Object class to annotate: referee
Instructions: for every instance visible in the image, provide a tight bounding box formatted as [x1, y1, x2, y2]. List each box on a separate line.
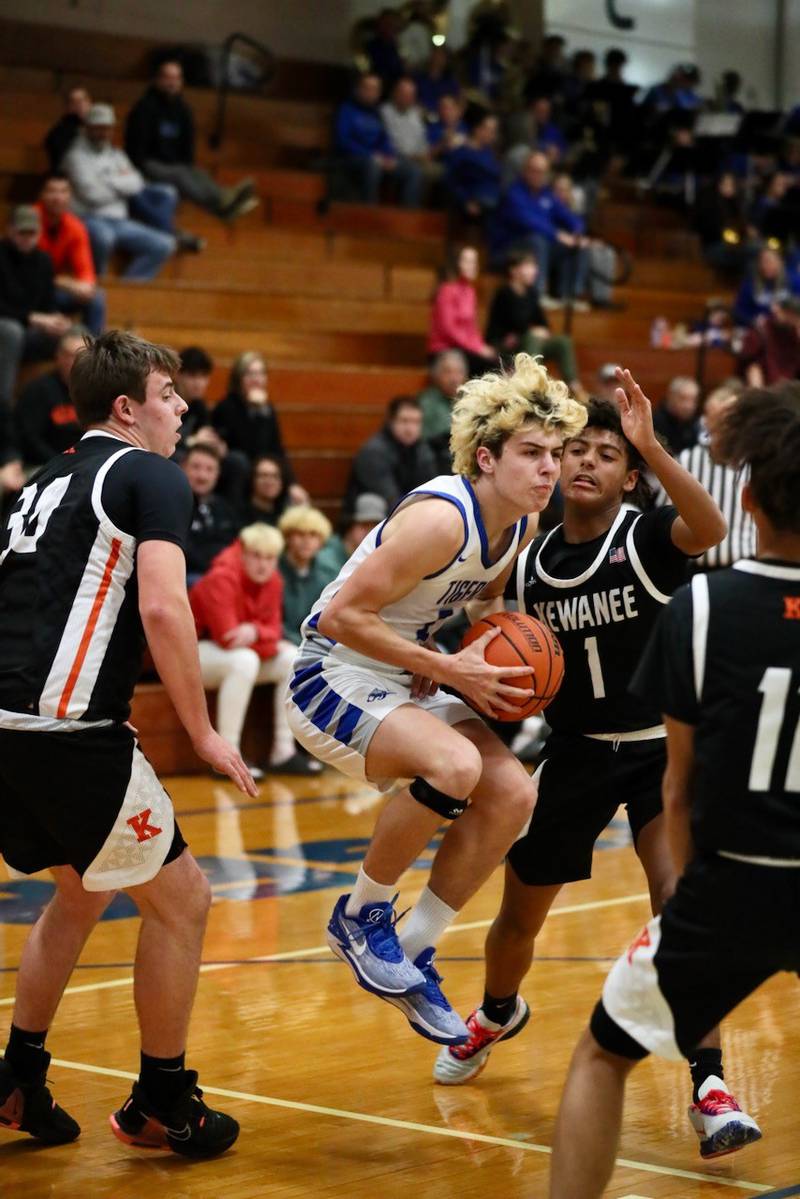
[655, 382, 756, 570]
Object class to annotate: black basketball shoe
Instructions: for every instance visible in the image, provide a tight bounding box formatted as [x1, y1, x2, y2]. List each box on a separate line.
[0, 1055, 80, 1144]
[109, 1070, 239, 1158]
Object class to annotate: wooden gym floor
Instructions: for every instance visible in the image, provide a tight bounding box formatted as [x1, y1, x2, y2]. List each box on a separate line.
[1, 769, 798, 1199]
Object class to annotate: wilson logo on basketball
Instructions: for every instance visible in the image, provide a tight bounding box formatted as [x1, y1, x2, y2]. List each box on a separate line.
[126, 809, 163, 843]
[784, 596, 800, 620]
[510, 614, 542, 652]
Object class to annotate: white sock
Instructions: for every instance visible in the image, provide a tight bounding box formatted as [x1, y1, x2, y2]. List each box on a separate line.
[345, 867, 396, 916]
[399, 885, 458, 963]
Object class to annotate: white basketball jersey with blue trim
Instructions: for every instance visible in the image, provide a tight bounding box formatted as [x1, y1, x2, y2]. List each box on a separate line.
[300, 475, 528, 674]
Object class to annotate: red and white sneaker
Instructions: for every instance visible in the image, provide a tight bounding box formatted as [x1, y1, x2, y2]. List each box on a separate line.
[688, 1076, 762, 1158]
[433, 997, 530, 1085]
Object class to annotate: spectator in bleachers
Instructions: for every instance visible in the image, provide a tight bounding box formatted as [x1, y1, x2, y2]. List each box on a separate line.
[694, 172, 756, 277]
[379, 77, 437, 190]
[316, 492, 387, 580]
[182, 443, 241, 586]
[365, 8, 405, 89]
[428, 244, 497, 377]
[211, 352, 308, 504]
[418, 348, 467, 473]
[561, 49, 597, 111]
[551, 171, 618, 307]
[175, 345, 213, 448]
[333, 73, 422, 207]
[733, 246, 800, 327]
[0, 206, 69, 407]
[397, 4, 434, 73]
[739, 297, 800, 386]
[278, 506, 334, 646]
[190, 523, 315, 778]
[64, 103, 177, 279]
[652, 375, 701, 454]
[14, 326, 83, 466]
[489, 151, 589, 306]
[715, 69, 745, 115]
[486, 249, 580, 388]
[183, 423, 252, 515]
[463, 16, 513, 103]
[414, 45, 460, 116]
[426, 93, 467, 162]
[526, 33, 568, 103]
[241, 454, 292, 526]
[125, 60, 257, 223]
[44, 86, 91, 171]
[590, 47, 636, 161]
[345, 394, 438, 514]
[505, 91, 566, 178]
[748, 172, 795, 248]
[36, 174, 105, 335]
[444, 109, 502, 223]
[594, 361, 623, 404]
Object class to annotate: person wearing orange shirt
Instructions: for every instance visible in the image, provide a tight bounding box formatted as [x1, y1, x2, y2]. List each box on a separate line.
[36, 174, 105, 334]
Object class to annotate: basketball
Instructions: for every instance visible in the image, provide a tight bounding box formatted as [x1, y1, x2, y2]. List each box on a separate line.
[461, 611, 565, 721]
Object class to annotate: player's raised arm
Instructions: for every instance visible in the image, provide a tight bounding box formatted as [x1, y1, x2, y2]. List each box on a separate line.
[614, 367, 727, 555]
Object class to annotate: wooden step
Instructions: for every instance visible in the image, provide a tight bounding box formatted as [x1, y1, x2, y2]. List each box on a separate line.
[134, 323, 426, 366]
[106, 283, 428, 335]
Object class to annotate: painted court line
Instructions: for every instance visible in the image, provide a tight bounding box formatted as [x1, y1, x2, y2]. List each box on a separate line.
[48, 1056, 770, 1192]
[0, 890, 651, 1007]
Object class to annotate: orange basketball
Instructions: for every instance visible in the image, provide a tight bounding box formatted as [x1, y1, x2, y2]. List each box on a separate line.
[461, 611, 565, 721]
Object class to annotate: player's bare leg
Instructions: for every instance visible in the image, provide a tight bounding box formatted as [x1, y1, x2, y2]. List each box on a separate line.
[11, 865, 115, 1032]
[549, 1028, 635, 1199]
[428, 720, 537, 909]
[360, 706, 484, 886]
[128, 849, 211, 1056]
[434, 863, 558, 1083]
[328, 708, 535, 1045]
[109, 848, 239, 1158]
[0, 867, 114, 1145]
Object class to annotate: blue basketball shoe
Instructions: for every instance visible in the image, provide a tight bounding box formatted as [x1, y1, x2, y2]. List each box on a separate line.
[327, 894, 426, 997]
[381, 948, 469, 1045]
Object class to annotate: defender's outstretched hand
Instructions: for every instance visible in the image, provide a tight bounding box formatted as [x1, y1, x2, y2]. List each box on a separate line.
[615, 367, 657, 453]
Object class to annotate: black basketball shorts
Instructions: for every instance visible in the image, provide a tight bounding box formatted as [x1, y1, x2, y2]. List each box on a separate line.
[0, 723, 186, 891]
[592, 852, 800, 1061]
[507, 732, 665, 886]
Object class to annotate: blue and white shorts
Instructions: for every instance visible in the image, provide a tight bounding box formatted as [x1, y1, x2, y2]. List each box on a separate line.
[285, 653, 475, 793]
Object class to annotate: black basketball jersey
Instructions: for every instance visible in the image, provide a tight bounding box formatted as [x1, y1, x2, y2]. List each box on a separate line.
[632, 560, 800, 858]
[0, 432, 192, 725]
[508, 505, 690, 734]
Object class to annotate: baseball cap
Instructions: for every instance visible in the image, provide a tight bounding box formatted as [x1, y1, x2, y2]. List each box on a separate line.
[351, 493, 388, 523]
[9, 205, 41, 233]
[86, 103, 116, 126]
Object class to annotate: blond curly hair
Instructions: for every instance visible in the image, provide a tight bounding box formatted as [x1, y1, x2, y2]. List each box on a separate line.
[450, 354, 587, 479]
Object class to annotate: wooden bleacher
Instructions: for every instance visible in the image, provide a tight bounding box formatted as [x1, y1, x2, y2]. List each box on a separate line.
[0, 20, 738, 772]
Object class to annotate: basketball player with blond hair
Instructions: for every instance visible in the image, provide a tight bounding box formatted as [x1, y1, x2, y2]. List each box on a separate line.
[434, 370, 758, 1157]
[286, 354, 586, 1044]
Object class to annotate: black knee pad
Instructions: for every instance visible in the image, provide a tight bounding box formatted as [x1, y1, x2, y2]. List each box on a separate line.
[409, 776, 468, 821]
[589, 1000, 650, 1061]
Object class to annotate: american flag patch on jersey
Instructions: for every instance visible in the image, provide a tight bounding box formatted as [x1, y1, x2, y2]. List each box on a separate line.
[609, 546, 626, 564]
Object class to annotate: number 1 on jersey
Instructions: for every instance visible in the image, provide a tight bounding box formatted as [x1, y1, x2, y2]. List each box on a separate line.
[584, 635, 606, 700]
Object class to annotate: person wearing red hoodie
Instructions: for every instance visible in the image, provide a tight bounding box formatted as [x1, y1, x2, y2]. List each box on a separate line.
[428, 244, 498, 378]
[190, 523, 319, 778]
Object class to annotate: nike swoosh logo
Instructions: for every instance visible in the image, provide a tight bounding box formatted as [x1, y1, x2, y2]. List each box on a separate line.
[166, 1123, 192, 1140]
[457, 554, 468, 563]
[350, 935, 367, 956]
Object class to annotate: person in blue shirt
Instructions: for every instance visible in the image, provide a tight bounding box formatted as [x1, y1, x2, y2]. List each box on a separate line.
[414, 46, 460, 116]
[334, 73, 422, 207]
[426, 94, 468, 164]
[734, 246, 800, 328]
[488, 151, 590, 305]
[364, 9, 405, 89]
[444, 109, 502, 222]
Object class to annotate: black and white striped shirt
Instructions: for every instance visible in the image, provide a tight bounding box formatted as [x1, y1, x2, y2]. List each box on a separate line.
[655, 443, 756, 570]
